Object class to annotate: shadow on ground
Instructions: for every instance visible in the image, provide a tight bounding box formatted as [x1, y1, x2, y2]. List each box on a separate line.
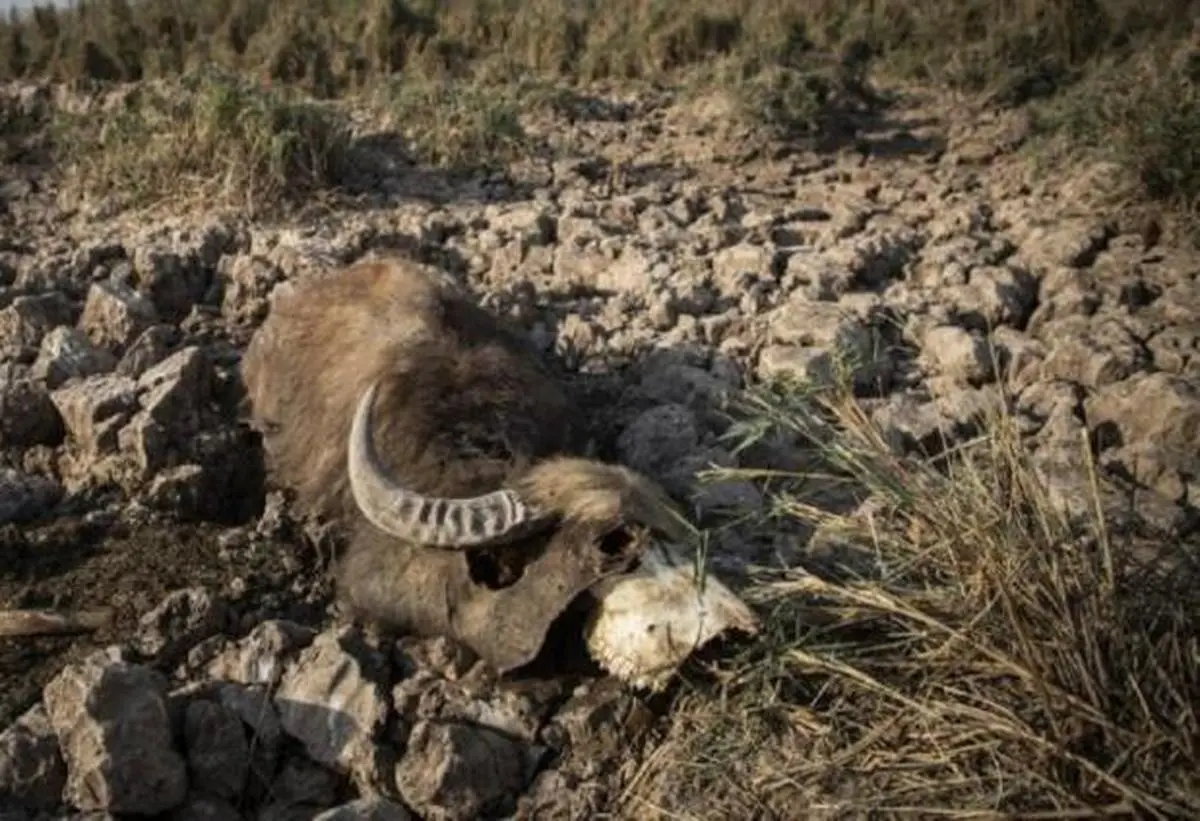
[808, 85, 946, 159]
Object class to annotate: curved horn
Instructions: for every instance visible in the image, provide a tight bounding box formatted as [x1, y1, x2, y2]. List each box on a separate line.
[347, 381, 552, 548]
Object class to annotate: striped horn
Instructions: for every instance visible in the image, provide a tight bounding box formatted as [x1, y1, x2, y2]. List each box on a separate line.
[347, 381, 552, 548]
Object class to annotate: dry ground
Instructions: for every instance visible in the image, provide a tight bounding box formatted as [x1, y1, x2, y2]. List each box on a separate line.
[2, 0, 1199, 232]
[0, 516, 329, 729]
[1, 1, 1199, 819]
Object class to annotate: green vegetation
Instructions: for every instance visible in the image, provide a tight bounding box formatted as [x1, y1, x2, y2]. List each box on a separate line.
[373, 74, 531, 170]
[50, 71, 352, 214]
[624, 377, 1200, 818]
[3, 0, 1197, 219]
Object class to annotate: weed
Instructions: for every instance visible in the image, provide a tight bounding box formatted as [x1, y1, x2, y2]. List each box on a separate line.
[373, 76, 531, 170]
[622, 377, 1200, 818]
[52, 70, 351, 215]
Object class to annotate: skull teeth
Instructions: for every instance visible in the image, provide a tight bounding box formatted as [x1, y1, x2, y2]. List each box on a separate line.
[585, 633, 674, 692]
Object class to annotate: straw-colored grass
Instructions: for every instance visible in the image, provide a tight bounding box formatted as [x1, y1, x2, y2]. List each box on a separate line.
[48, 70, 352, 216]
[620, 377, 1199, 819]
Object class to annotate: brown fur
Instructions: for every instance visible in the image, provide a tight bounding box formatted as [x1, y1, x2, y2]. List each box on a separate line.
[241, 257, 579, 520]
[241, 256, 684, 673]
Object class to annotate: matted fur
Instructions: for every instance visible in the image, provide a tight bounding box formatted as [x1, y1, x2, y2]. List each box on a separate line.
[241, 257, 580, 523]
[241, 255, 702, 673]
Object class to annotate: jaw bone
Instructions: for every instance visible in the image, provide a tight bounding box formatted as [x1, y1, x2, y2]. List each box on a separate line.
[582, 541, 760, 691]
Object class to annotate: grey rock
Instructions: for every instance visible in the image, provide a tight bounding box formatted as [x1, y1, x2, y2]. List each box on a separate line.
[711, 242, 782, 288]
[219, 254, 283, 327]
[131, 222, 237, 319]
[137, 345, 211, 434]
[919, 325, 994, 385]
[169, 794, 243, 821]
[1027, 266, 1101, 333]
[782, 250, 855, 301]
[313, 797, 413, 821]
[115, 410, 169, 479]
[991, 326, 1046, 392]
[49, 374, 138, 456]
[79, 280, 158, 353]
[872, 388, 1002, 456]
[30, 327, 117, 388]
[211, 682, 284, 780]
[1020, 220, 1111, 270]
[394, 720, 532, 821]
[948, 264, 1038, 330]
[1038, 316, 1146, 389]
[135, 587, 229, 666]
[0, 378, 63, 448]
[0, 468, 61, 524]
[266, 756, 340, 809]
[42, 652, 188, 814]
[116, 324, 180, 377]
[274, 629, 391, 789]
[143, 464, 208, 517]
[763, 298, 894, 392]
[206, 620, 318, 688]
[0, 704, 67, 810]
[1084, 372, 1200, 502]
[182, 699, 250, 799]
[822, 229, 920, 288]
[0, 292, 74, 362]
[616, 404, 701, 481]
[543, 678, 637, 769]
[389, 662, 553, 746]
[1146, 324, 1200, 379]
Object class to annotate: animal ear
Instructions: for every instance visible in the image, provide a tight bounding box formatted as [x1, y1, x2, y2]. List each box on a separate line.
[346, 381, 556, 548]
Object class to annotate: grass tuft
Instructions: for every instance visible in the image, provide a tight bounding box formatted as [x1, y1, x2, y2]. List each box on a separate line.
[51, 70, 352, 215]
[372, 76, 532, 171]
[624, 378, 1200, 819]
[1033, 43, 1200, 215]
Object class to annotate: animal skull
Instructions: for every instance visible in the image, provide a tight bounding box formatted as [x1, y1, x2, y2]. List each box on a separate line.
[241, 256, 759, 692]
[346, 377, 758, 690]
[584, 542, 760, 691]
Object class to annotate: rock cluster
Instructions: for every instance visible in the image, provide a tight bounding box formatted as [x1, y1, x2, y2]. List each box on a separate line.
[2, 609, 640, 820]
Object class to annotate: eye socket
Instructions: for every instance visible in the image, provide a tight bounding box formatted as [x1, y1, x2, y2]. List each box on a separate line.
[599, 526, 636, 555]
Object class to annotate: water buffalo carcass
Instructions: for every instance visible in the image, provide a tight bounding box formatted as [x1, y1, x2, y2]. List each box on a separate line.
[240, 256, 757, 690]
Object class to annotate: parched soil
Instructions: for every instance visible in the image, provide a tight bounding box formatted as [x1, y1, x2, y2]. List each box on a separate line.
[0, 514, 329, 728]
[0, 71, 1197, 820]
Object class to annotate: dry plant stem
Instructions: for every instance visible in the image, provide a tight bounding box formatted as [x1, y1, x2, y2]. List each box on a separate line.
[0, 608, 113, 637]
[1080, 426, 1114, 591]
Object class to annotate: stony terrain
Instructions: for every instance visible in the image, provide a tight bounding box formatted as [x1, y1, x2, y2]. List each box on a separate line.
[0, 78, 1197, 820]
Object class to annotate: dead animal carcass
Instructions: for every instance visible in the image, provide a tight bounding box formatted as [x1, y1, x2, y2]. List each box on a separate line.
[240, 256, 757, 690]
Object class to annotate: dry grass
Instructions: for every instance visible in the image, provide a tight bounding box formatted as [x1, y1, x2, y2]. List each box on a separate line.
[3, 0, 1198, 218]
[2, 0, 1185, 93]
[49, 69, 352, 215]
[621, 379, 1200, 819]
[31, 68, 537, 214]
[369, 75, 531, 170]
[1031, 43, 1200, 234]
